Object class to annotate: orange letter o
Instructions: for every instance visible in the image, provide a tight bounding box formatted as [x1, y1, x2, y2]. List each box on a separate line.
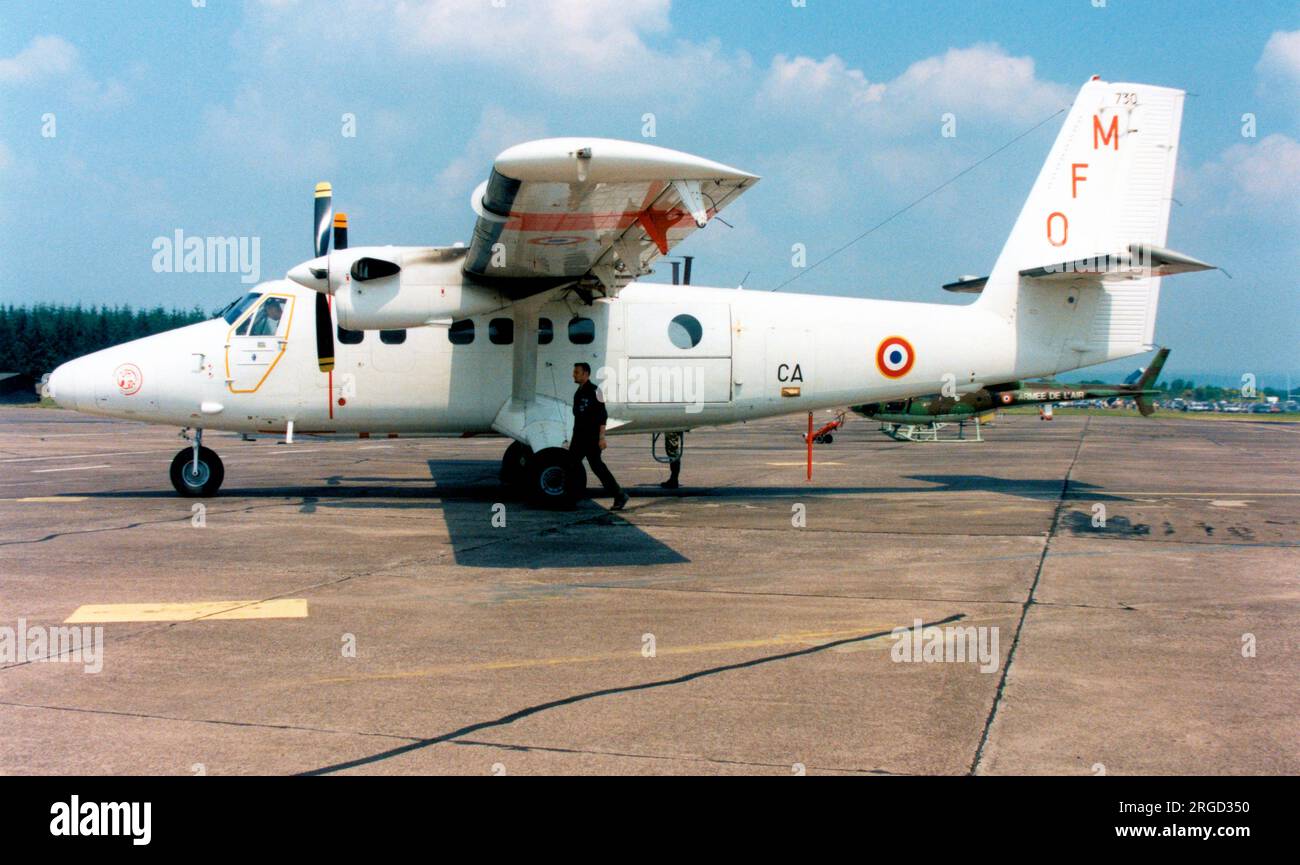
[1047, 211, 1068, 247]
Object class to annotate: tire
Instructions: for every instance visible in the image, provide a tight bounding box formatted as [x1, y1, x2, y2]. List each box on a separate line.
[528, 447, 584, 509]
[500, 441, 533, 486]
[169, 446, 224, 497]
[821, 433, 833, 445]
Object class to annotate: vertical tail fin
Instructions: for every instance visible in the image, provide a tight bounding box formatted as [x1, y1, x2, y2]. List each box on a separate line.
[1136, 347, 1170, 390]
[977, 78, 1189, 368]
[1133, 347, 1170, 416]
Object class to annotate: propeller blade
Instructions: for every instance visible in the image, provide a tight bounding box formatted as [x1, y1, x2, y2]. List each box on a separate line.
[313, 182, 335, 373]
[333, 212, 348, 251]
[315, 292, 335, 373]
[314, 182, 333, 258]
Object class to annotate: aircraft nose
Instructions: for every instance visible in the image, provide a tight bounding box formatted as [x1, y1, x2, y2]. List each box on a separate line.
[47, 359, 85, 410]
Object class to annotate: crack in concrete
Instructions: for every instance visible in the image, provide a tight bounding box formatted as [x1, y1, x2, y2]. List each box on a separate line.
[968, 416, 1091, 775]
[297, 613, 964, 776]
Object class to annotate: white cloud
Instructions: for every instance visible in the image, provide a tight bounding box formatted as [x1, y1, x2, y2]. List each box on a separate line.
[762, 54, 885, 111]
[1257, 29, 1300, 105]
[0, 35, 77, 84]
[1218, 133, 1300, 208]
[434, 105, 548, 200]
[1258, 30, 1300, 82]
[1182, 133, 1300, 221]
[199, 87, 339, 178]
[0, 34, 127, 107]
[248, 0, 738, 97]
[759, 43, 1070, 130]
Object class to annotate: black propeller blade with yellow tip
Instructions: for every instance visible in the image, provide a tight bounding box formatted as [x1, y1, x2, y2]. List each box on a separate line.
[333, 212, 348, 251]
[313, 182, 335, 373]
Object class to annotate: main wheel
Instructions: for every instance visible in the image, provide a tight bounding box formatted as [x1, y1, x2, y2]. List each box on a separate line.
[528, 447, 585, 509]
[500, 441, 533, 487]
[821, 433, 834, 444]
[169, 446, 224, 497]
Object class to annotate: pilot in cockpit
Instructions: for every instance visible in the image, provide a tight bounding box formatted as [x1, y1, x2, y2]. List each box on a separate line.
[249, 298, 285, 337]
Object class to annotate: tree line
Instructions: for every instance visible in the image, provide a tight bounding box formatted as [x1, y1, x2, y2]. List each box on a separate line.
[0, 303, 210, 379]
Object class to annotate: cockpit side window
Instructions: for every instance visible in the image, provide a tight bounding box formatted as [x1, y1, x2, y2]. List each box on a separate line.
[249, 297, 287, 336]
[222, 292, 262, 324]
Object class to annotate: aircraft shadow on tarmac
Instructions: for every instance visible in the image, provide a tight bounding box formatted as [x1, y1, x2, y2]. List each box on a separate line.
[73, 462, 1129, 569]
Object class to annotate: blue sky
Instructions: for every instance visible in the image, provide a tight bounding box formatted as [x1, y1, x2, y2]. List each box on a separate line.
[2, 0, 1296, 384]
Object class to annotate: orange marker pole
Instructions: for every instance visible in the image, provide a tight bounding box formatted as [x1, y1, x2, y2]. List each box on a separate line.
[806, 412, 813, 481]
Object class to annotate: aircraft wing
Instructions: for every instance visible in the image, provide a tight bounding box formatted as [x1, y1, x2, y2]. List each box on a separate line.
[463, 138, 758, 289]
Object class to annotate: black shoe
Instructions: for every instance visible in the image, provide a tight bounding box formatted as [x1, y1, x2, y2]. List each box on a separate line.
[660, 479, 679, 489]
[611, 492, 629, 511]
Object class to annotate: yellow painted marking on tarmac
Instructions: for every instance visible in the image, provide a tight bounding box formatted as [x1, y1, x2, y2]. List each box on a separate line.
[64, 599, 308, 623]
[31, 464, 111, 473]
[12, 496, 89, 503]
[310, 622, 896, 685]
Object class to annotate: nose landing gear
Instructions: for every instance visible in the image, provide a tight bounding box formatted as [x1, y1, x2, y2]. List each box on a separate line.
[170, 428, 225, 497]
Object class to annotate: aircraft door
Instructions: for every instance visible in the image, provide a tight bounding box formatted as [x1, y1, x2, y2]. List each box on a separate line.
[225, 293, 295, 394]
[624, 302, 732, 404]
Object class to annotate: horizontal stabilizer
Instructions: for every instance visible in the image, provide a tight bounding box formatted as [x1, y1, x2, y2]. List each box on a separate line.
[942, 274, 989, 293]
[1019, 243, 1215, 282]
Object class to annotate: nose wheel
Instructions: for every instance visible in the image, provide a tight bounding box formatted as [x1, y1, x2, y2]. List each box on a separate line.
[170, 435, 225, 497]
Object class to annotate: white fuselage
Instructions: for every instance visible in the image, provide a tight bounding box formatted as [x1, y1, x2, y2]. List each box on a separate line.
[49, 280, 1041, 438]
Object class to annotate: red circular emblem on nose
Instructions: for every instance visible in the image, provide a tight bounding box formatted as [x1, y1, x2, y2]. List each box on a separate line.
[114, 363, 143, 396]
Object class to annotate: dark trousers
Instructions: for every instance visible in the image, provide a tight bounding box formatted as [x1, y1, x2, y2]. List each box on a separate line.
[570, 441, 622, 497]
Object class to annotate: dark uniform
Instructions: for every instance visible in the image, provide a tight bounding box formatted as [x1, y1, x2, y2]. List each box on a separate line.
[571, 380, 623, 498]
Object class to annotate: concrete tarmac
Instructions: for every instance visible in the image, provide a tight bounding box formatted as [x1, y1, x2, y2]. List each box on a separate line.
[1, 407, 1296, 775]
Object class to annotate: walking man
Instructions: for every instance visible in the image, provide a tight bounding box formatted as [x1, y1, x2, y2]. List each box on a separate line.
[571, 362, 629, 511]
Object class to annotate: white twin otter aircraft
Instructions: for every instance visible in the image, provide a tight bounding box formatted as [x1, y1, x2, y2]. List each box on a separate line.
[49, 78, 1212, 506]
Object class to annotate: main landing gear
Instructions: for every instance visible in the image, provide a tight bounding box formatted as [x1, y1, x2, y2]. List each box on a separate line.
[170, 428, 225, 497]
[500, 441, 586, 508]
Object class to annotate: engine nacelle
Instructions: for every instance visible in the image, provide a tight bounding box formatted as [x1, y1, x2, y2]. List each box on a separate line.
[321, 246, 509, 330]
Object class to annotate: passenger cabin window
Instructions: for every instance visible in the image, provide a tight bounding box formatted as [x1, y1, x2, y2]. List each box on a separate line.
[337, 324, 364, 345]
[568, 317, 595, 345]
[538, 317, 553, 345]
[489, 318, 513, 345]
[448, 319, 475, 345]
[379, 329, 406, 345]
[668, 313, 703, 349]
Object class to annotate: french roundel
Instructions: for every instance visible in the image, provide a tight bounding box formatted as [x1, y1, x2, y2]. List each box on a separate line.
[875, 336, 915, 378]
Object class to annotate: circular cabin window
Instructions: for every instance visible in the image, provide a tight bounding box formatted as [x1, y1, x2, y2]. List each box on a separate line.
[668, 314, 703, 349]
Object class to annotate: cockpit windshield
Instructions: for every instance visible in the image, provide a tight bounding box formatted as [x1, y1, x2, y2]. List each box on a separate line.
[219, 292, 262, 324]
